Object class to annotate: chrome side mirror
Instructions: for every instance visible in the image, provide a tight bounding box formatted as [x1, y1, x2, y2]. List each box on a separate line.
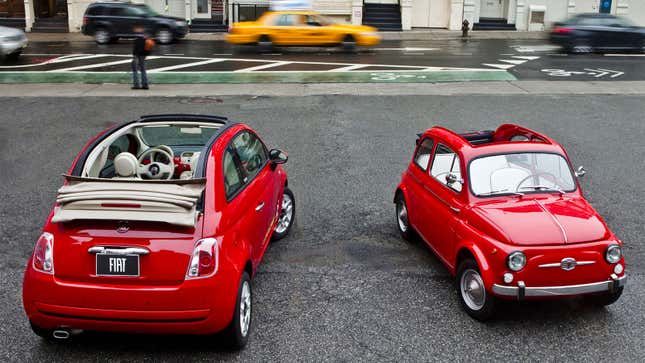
[575, 166, 586, 178]
[445, 173, 464, 185]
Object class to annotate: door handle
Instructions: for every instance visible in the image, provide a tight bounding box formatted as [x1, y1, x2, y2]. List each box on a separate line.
[449, 206, 461, 214]
[255, 202, 264, 211]
[88, 246, 150, 255]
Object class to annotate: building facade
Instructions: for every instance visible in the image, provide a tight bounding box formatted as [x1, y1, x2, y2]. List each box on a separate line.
[1, 0, 644, 32]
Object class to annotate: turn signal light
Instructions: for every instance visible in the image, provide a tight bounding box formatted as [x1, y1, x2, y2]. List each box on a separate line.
[186, 238, 218, 279]
[553, 26, 573, 34]
[33, 232, 54, 274]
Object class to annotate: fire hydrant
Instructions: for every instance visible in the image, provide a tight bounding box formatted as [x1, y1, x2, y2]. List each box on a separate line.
[462, 19, 470, 38]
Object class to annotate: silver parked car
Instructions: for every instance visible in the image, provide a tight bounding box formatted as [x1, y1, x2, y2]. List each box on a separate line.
[0, 26, 28, 59]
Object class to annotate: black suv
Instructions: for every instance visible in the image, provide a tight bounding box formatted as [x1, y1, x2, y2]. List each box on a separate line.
[82, 2, 188, 44]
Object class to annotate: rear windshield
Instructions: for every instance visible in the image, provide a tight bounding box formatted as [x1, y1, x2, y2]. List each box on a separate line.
[139, 125, 220, 146]
[86, 5, 106, 16]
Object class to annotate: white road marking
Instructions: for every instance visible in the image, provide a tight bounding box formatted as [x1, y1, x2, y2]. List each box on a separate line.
[373, 47, 438, 52]
[499, 59, 527, 65]
[213, 53, 233, 56]
[163, 53, 184, 56]
[0, 54, 109, 69]
[149, 59, 226, 72]
[482, 63, 515, 69]
[512, 55, 540, 60]
[53, 56, 160, 72]
[331, 64, 367, 71]
[234, 61, 292, 72]
[512, 45, 561, 53]
[604, 54, 645, 57]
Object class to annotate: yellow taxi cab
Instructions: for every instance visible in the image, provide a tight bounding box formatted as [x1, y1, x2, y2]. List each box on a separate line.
[226, 11, 381, 50]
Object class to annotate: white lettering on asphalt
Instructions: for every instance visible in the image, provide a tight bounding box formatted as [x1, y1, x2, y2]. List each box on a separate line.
[541, 68, 624, 78]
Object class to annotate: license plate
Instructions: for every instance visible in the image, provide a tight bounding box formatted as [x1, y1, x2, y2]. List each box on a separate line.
[96, 254, 139, 277]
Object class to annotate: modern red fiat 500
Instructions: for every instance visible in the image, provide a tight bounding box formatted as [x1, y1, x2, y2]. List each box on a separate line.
[23, 114, 295, 348]
[394, 124, 626, 320]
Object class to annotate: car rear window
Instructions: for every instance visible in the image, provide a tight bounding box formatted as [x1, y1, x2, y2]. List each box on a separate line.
[86, 5, 106, 16]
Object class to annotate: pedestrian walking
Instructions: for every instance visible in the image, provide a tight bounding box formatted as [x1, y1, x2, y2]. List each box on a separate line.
[131, 24, 152, 90]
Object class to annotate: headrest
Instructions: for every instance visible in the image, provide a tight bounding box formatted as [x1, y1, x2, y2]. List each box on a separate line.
[114, 152, 138, 177]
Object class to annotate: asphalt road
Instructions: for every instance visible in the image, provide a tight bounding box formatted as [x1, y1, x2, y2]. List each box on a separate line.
[2, 39, 644, 80]
[1, 95, 644, 361]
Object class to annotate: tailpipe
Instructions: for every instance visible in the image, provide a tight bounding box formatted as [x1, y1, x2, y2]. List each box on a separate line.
[52, 329, 71, 340]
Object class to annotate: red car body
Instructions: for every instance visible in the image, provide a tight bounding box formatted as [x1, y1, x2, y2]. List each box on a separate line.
[22, 114, 295, 347]
[395, 124, 626, 320]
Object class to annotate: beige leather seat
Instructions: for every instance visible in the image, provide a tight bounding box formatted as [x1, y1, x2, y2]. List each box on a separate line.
[113, 152, 139, 179]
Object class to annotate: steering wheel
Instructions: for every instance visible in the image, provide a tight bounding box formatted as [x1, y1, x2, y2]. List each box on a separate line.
[137, 147, 175, 180]
[515, 172, 559, 192]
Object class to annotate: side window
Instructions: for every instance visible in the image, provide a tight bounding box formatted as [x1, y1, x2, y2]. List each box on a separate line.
[430, 144, 462, 192]
[230, 131, 268, 182]
[414, 138, 434, 171]
[109, 6, 127, 16]
[223, 149, 243, 199]
[275, 14, 301, 26]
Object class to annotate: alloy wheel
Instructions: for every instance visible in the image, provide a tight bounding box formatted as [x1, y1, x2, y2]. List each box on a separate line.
[460, 269, 486, 311]
[275, 192, 293, 234]
[397, 198, 409, 233]
[239, 281, 251, 337]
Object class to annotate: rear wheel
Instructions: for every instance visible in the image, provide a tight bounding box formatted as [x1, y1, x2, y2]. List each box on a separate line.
[457, 259, 496, 321]
[257, 35, 273, 53]
[156, 28, 173, 45]
[30, 322, 53, 340]
[587, 286, 624, 307]
[341, 35, 356, 52]
[94, 28, 111, 44]
[570, 39, 592, 54]
[272, 187, 295, 241]
[6, 50, 21, 60]
[223, 272, 252, 349]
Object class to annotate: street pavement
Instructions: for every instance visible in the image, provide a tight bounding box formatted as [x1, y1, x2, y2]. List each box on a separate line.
[1, 39, 644, 83]
[1, 94, 644, 362]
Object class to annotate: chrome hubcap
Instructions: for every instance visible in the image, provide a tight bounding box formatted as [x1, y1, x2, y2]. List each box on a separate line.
[158, 30, 172, 44]
[397, 199, 408, 233]
[275, 193, 293, 234]
[96, 31, 109, 43]
[460, 269, 486, 311]
[239, 281, 251, 337]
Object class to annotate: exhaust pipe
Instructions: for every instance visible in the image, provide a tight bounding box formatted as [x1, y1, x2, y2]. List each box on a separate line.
[52, 329, 71, 340]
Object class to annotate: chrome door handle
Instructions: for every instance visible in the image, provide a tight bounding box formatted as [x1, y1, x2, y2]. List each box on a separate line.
[449, 206, 461, 214]
[255, 202, 264, 211]
[88, 246, 150, 255]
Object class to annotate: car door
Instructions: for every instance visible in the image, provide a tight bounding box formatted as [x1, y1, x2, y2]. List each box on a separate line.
[405, 137, 434, 241]
[303, 15, 329, 45]
[422, 143, 465, 262]
[228, 130, 275, 265]
[271, 13, 302, 45]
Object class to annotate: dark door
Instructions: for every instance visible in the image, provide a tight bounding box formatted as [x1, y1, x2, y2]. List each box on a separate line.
[0, 0, 26, 18]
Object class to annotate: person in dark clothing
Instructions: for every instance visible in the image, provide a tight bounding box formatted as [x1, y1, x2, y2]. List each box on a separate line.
[132, 24, 149, 90]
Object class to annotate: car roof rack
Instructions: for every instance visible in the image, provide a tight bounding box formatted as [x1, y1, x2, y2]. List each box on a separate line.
[138, 114, 228, 124]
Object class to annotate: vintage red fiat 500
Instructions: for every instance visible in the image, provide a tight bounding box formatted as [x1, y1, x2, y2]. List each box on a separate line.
[394, 124, 626, 320]
[22, 114, 295, 348]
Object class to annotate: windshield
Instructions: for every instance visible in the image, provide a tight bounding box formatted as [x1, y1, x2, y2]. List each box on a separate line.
[139, 125, 219, 146]
[469, 153, 576, 196]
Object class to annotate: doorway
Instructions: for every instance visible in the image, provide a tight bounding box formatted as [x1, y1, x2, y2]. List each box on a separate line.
[0, 0, 26, 17]
[412, 0, 449, 28]
[480, 0, 504, 19]
[34, 0, 67, 18]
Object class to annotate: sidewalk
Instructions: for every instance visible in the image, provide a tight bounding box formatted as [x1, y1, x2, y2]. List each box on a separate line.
[3, 81, 644, 97]
[24, 29, 547, 43]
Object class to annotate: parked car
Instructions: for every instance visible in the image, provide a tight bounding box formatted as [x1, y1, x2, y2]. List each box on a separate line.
[394, 124, 626, 320]
[550, 13, 645, 53]
[226, 10, 380, 51]
[0, 25, 27, 59]
[22, 114, 295, 348]
[81, 2, 188, 44]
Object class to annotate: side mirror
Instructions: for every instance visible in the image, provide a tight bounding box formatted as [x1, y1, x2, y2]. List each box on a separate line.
[269, 149, 288, 165]
[575, 166, 586, 178]
[445, 173, 464, 185]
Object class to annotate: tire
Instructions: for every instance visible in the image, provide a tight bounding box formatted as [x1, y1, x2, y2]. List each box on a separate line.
[94, 28, 111, 45]
[272, 187, 295, 241]
[223, 272, 252, 350]
[341, 35, 356, 52]
[456, 258, 496, 321]
[586, 286, 624, 307]
[156, 28, 173, 45]
[570, 38, 592, 54]
[30, 322, 52, 340]
[395, 192, 414, 241]
[257, 35, 273, 53]
[6, 51, 21, 60]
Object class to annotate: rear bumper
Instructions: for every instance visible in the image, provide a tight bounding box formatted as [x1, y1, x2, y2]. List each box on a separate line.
[493, 274, 626, 300]
[357, 34, 381, 46]
[226, 33, 257, 44]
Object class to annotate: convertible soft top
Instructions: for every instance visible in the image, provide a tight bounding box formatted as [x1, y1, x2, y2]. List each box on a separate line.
[51, 176, 206, 227]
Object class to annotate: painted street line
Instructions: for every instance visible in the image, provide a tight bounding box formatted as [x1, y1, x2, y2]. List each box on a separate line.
[512, 56, 540, 60]
[499, 59, 527, 65]
[511, 45, 561, 53]
[373, 47, 438, 52]
[149, 59, 227, 72]
[604, 54, 645, 57]
[482, 63, 514, 70]
[212, 53, 233, 56]
[162, 53, 185, 56]
[331, 64, 368, 71]
[541, 68, 624, 78]
[233, 61, 292, 72]
[52, 57, 160, 72]
[0, 54, 109, 69]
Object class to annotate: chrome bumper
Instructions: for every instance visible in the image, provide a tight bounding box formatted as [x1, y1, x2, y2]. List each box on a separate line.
[492, 274, 626, 300]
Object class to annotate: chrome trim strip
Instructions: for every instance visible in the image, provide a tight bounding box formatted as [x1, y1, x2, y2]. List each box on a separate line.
[538, 260, 595, 268]
[88, 246, 150, 255]
[492, 274, 626, 297]
[534, 199, 568, 243]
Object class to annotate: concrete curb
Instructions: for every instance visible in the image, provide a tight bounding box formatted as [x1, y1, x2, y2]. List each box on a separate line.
[24, 30, 547, 43]
[2, 81, 644, 97]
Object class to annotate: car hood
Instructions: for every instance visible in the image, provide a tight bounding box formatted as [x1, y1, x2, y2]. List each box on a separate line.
[0, 25, 25, 37]
[469, 196, 610, 246]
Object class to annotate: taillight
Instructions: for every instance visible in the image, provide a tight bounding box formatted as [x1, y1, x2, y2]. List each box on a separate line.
[186, 238, 218, 279]
[553, 26, 572, 34]
[33, 232, 54, 274]
[83, 17, 89, 25]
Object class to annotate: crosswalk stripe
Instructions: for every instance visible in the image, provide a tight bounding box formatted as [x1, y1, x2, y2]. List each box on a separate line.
[512, 56, 540, 60]
[234, 62, 292, 72]
[482, 63, 515, 69]
[499, 59, 527, 65]
[53, 57, 161, 72]
[149, 59, 226, 72]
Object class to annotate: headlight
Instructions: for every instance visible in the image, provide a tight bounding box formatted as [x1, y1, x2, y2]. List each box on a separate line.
[176, 21, 186, 27]
[605, 244, 622, 264]
[507, 251, 526, 271]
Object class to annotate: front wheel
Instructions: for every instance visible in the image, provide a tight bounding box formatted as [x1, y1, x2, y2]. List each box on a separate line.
[94, 28, 111, 45]
[156, 28, 173, 45]
[341, 35, 356, 52]
[223, 272, 252, 349]
[272, 187, 295, 241]
[457, 259, 496, 321]
[6, 50, 21, 60]
[395, 192, 414, 241]
[257, 35, 273, 53]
